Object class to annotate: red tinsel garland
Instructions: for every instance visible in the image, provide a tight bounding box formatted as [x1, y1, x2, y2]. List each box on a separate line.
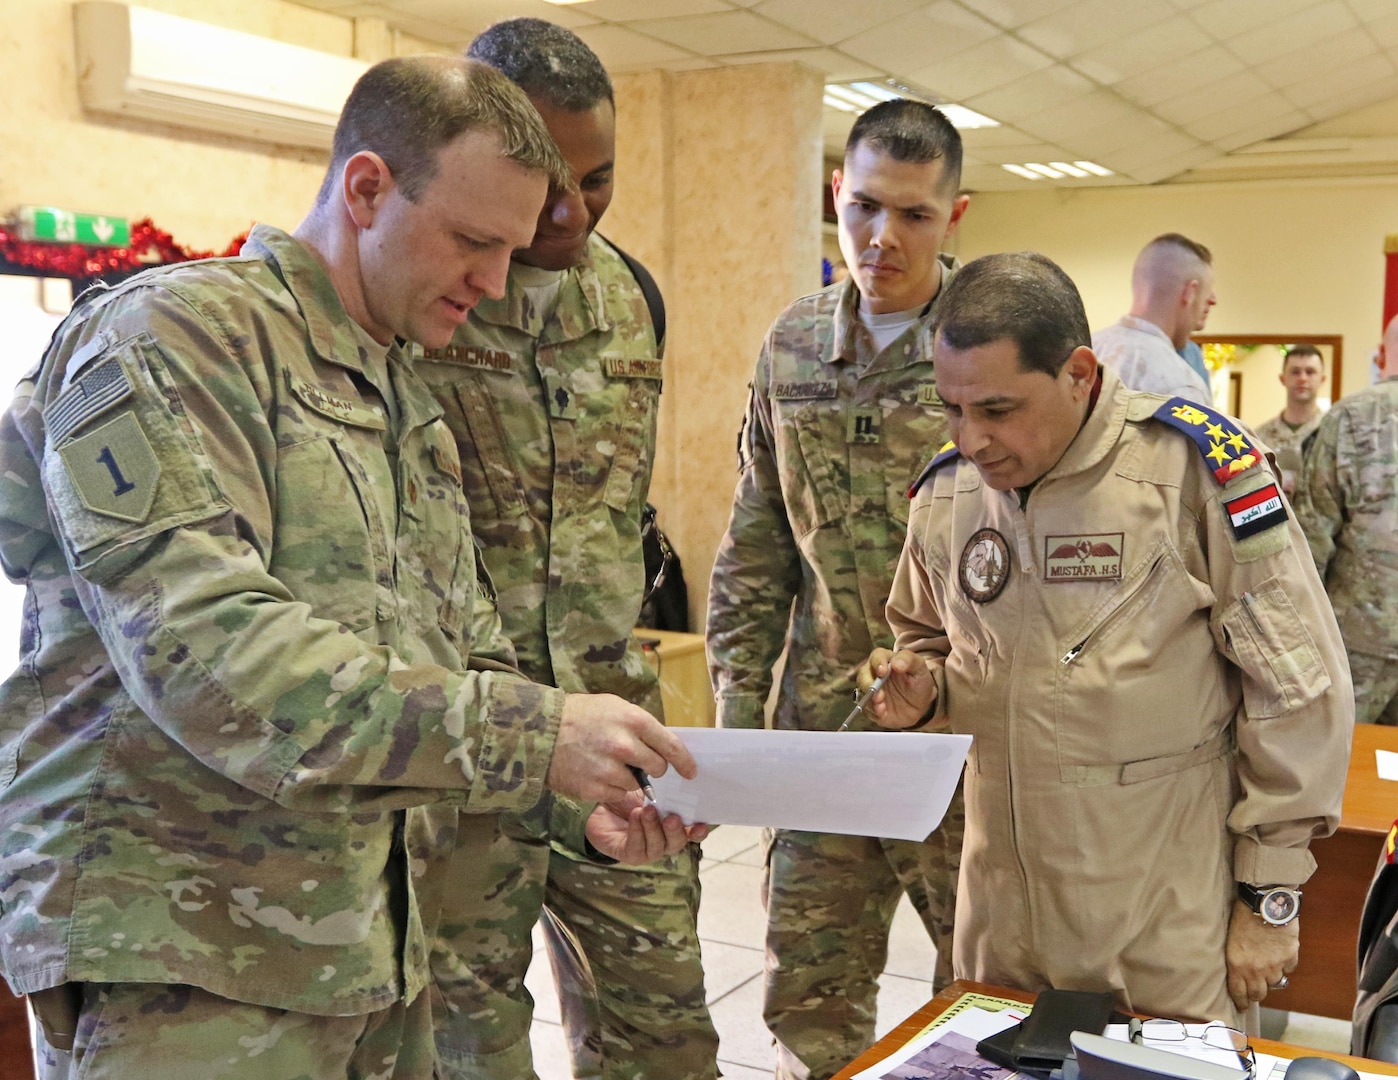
[0, 217, 249, 279]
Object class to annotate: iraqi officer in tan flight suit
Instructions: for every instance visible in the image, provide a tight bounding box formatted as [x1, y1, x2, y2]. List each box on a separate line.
[865, 252, 1352, 1026]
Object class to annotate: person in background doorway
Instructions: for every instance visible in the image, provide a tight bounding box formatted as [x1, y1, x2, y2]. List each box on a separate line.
[1256, 345, 1327, 497]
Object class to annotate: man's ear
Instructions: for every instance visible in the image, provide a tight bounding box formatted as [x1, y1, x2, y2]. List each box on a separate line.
[341, 151, 394, 230]
[1064, 345, 1098, 394]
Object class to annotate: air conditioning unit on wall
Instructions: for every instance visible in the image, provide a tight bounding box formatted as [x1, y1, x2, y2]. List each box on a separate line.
[73, 2, 369, 151]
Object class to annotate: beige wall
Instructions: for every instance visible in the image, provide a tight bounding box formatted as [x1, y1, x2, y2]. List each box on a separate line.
[609, 64, 825, 629]
[1, 0, 438, 251]
[953, 176, 1398, 399]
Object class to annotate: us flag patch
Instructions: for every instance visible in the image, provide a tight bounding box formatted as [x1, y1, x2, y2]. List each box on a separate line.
[1225, 482, 1287, 539]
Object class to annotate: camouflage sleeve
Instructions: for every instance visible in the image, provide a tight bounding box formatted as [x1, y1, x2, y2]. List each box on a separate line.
[1293, 408, 1345, 579]
[705, 340, 802, 729]
[24, 289, 563, 817]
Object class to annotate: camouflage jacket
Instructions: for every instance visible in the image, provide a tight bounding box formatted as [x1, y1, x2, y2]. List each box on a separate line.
[706, 262, 956, 731]
[415, 234, 663, 715]
[1295, 376, 1398, 657]
[0, 226, 564, 1014]
[1255, 411, 1324, 496]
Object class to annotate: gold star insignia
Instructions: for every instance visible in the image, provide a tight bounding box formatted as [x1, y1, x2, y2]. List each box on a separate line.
[1226, 430, 1248, 453]
[1205, 421, 1227, 440]
[1207, 440, 1231, 466]
[1172, 404, 1209, 425]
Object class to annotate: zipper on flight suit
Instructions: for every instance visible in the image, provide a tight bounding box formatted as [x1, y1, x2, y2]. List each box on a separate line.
[1059, 550, 1168, 666]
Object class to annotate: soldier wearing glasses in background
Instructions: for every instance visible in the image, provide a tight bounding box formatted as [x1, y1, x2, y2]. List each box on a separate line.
[866, 251, 1352, 1028]
[414, 19, 719, 1080]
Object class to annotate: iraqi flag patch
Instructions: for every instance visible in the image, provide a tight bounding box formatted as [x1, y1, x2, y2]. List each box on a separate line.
[1225, 482, 1288, 539]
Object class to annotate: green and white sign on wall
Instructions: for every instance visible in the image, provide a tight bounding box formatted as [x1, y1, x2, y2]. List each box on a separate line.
[15, 206, 131, 247]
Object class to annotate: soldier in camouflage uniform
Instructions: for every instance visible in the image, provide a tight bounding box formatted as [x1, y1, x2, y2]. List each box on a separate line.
[1255, 344, 1327, 497]
[415, 20, 718, 1080]
[706, 100, 971, 1080]
[0, 57, 700, 1080]
[1296, 316, 1398, 725]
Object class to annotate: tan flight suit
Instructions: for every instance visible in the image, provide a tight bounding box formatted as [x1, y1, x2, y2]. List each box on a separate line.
[887, 367, 1353, 1025]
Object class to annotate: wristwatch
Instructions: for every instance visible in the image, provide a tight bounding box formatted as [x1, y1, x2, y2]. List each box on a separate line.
[1238, 882, 1303, 926]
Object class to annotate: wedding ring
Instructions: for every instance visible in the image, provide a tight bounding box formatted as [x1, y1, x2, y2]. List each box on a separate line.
[1269, 975, 1290, 991]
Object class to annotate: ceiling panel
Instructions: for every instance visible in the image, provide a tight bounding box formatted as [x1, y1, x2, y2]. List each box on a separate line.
[571, 23, 698, 69]
[1110, 45, 1245, 108]
[968, 0, 1081, 32]
[1301, 73, 1398, 125]
[1100, 131, 1207, 175]
[1183, 92, 1302, 142]
[965, 140, 1081, 164]
[1364, 12, 1398, 49]
[752, 0, 927, 47]
[1185, 0, 1323, 42]
[1069, 16, 1211, 86]
[838, 1, 1000, 75]
[1222, 0, 1357, 65]
[903, 33, 1054, 102]
[1210, 110, 1312, 152]
[1016, 0, 1178, 61]
[1256, 28, 1382, 90]
[1283, 53, 1396, 111]
[963, 63, 1094, 121]
[715, 47, 880, 81]
[627, 10, 817, 53]
[1015, 89, 1155, 147]
[581, 0, 734, 19]
[1151, 70, 1273, 126]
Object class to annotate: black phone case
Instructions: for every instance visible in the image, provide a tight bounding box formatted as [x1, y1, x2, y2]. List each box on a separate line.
[975, 990, 1118, 1074]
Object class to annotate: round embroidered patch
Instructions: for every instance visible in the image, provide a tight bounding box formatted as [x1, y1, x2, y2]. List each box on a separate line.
[959, 527, 1011, 603]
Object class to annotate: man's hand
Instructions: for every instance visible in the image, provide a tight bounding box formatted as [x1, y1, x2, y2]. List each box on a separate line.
[859, 648, 937, 729]
[584, 793, 710, 865]
[547, 693, 697, 804]
[1225, 898, 1300, 1011]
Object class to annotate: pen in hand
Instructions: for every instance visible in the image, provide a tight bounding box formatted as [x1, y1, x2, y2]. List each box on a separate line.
[629, 765, 657, 805]
[838, 672, 888, 732]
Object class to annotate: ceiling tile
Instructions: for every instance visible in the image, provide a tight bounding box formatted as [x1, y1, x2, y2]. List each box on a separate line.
[356, 7, 468, 44]
[1111, 45, 1244, 107]
[1282, 52, 1396, 110]
[1223, 0, 1357, 65]
[582, 0, 733, 19]
[1069, 15, 1212, 85]
[959, 163, 1039, 190]
[963, 63, 1093, 121]
[571, 24, 697, 68]
[384, 0, 595, 32]
[1100, 130, 1208, 173]
[903, 34, 1054, 102]
[1183, 92, 1300, 141]
[966, 141, 1080, 164]
[1150, 69, 1272, 125]
[966, 0, 1080, 31]
[1344, 0, 1394, 19]
[838, 1, 999, 74]
[1016, 0, 1179, 61]
[1185, 0, 1320, 41]
[1127, 145, 1218, 183]
[752, 0, 927, 47]
[1367, 12, 1398, 48]
[719, 47, 880, 81]
[1301, 73, 1398, 124]
[957, 122, 1049, 147]
[1255, 28, 1381, 90]
[1210, 111, 1312, 152]
[627, 10, 816, 53]
[1015, 89, 1154, 148]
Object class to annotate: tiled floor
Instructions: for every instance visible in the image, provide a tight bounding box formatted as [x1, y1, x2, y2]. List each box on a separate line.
[524, 824, 1352, 1078]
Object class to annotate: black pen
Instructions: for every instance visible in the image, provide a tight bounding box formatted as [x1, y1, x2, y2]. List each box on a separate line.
[629, 765, 657, 805]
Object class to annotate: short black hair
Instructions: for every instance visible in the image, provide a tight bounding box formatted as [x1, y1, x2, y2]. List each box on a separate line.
[1283, 343, 1323, 369]
[932, 252, 1091, 377]
[467, 18, 613, 110]
[846, 99, 963, 191]
[317, 56, 567, 205]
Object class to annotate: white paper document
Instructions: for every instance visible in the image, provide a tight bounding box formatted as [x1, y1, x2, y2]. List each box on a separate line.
[649, 729, 971, 842]
[1376, 748, 1398, 782]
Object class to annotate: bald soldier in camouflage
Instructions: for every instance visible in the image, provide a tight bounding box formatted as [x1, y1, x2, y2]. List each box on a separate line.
[0, 57, 699, 1080]
[1296, 315, 1398, 725]
[707, 100, 969, 1080]
[415, 20, 718, 1080]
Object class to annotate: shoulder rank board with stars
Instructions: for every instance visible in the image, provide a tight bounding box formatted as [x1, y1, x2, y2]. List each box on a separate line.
[1152, 397, 1287, 540]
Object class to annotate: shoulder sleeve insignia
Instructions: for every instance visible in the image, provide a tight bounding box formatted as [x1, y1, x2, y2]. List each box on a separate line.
[908, 440, 961, 498]
[1150, 398, 1263, 485]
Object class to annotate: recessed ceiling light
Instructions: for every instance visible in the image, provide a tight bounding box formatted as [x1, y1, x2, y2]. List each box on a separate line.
[937, 104, 999, 129]
[823, 82, 1002, 130]
[825, 84, 879, 109]
[540, 0, 594, 5]
[1024, 163, 1066, 179]
[1048, 161, 1089, 178]
[822, 93, 861, 114]
[1002, 164, 1040, 180]
[849, 81, 903, 103]
[1074, 160, 1114, 176]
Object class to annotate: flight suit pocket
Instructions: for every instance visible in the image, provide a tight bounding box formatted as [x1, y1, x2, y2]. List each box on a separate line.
[1222, 578, 1330, 718]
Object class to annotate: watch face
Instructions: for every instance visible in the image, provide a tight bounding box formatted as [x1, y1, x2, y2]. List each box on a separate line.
[1262, 889, 1299, 924]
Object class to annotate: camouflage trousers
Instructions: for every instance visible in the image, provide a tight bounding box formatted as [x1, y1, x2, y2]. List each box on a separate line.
[30, 981, 433, 1080]
[761, 787, 964, 1080]
[1348, 651, 1398, 725]
[431, 817, 718, 1080]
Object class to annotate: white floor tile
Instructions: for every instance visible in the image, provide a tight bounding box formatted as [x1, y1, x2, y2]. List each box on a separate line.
[717, 1062, 775, 1079]
[708, 971, 779, 1071]
[524, 920, 562, 1026]
[702, 825, 766, 865]
[697, 861, 769, 950]
[875, 972, 935, 1040]
[883, 892, 938, 980]
[702, 939, 766, 1004]
[1281, 1011, 1352, 1055]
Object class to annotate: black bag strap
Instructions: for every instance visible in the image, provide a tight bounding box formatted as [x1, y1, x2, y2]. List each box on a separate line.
[599, 235, 666, 353]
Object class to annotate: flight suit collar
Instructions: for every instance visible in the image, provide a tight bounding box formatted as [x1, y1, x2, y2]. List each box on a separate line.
[1041, 364, 1131, 484]
[829, 253, 957, 375]
[243, 224, 373, 376]
[469, 234, 609, 345]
